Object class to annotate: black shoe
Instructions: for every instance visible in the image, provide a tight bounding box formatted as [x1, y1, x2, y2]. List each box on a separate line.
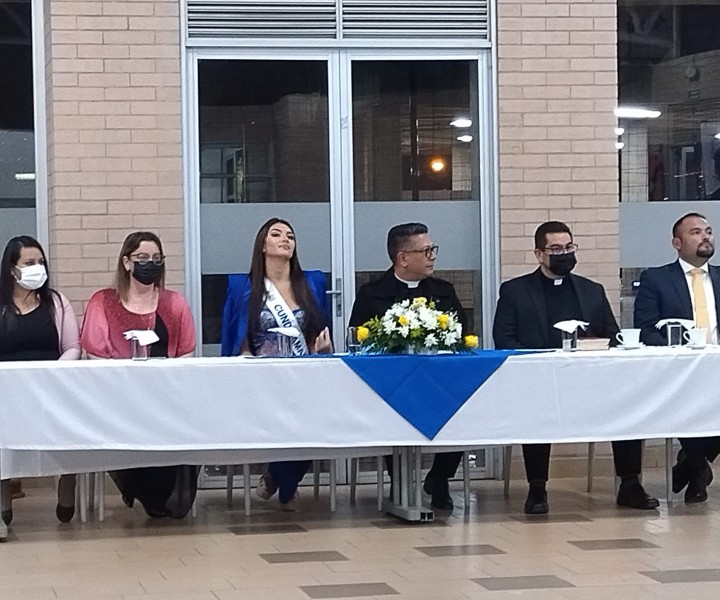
[423, 475, 453, 510]
[56, 504, 75, 523]
[616, 482, 660, 510]
[1, 509, 12, 526]
[143, 505, 172, 519]
[524, 486, 548, 515]
[673, 451, 714, 494]
[685, 470, 710, 504]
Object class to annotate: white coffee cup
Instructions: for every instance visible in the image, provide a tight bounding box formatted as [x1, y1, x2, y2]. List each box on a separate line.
[683, 328, 708, 347]
[616, 328, 641, 347]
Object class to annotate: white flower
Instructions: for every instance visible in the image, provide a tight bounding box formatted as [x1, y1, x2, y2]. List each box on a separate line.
[424, 333, 438, 347]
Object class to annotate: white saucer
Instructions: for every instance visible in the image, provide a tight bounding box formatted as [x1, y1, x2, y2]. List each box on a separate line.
[616, 343, 644, 350]
[685, 343, 708, 350]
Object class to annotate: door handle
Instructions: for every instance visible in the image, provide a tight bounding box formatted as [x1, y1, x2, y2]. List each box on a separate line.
[326, 278, 343, 317]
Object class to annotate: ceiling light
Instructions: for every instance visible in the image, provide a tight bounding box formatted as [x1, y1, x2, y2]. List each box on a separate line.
[457, 135, 473, 143]
[14, 173, 36, 181]
[615, 141, 625, 150]
[429, 158, 446, 173]
[715, 133, 720, 140]
[614, 107, 661, 119]
[614, 127, 625, 136]
[450, 118, 472, 128]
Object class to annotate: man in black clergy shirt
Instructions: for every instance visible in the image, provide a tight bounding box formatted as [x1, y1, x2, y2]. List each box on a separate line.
[349, 222, 466, 510]
[492, 220, 658, 514]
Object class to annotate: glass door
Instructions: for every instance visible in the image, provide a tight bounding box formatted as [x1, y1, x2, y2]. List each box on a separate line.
[193, 54, 346, 356]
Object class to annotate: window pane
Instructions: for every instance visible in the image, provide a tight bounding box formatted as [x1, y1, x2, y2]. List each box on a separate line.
[618, 2, 720, 202]
[0, 0, 35, 245]
[198, 60, 329, 204]
[352, 60, 479, 202]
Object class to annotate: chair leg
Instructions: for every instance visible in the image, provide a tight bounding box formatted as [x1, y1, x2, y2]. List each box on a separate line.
[330, 460, 337, 512]
[350, 458, 358, 506]
[97, 472, 105, 522]
[191, 496, 198, 518]
[376, 456, 383, 511]
[78, 473, 88, 523]
[226, 465, 234, 508]
[462, 452, 471, 514]
[313, 460, 320, 499]
[503, 446, 512, 498]
[88, 473, 96, 513]
[587, 442, 595, 493]
[639, 440, 646, 485]
[665, 438, 673, 505]
[243, 464, 251, 516]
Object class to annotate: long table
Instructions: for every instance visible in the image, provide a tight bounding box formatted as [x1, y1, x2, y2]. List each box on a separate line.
[1, 349, 719, 537]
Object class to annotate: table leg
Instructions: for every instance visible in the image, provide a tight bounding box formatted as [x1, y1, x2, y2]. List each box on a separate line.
[382, 447, 434, 522]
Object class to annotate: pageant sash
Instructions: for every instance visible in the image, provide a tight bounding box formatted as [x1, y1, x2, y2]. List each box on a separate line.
[264, 279, 309, 356]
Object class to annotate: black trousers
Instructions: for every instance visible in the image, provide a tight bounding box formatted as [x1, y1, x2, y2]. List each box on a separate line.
[679, 437, 720, 467]
[522, 440, 643, 484]
[386, 451, 463, 483]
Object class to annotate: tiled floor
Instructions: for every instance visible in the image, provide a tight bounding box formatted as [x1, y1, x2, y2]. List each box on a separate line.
[3, 469, 720, 599]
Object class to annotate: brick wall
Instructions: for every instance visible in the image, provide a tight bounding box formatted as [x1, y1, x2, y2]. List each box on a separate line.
[44, 0, 184, 312]
[497, 0, 620, 302]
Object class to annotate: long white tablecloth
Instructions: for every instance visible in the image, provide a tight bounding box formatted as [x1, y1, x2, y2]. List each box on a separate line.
[1, 349, 719, 477]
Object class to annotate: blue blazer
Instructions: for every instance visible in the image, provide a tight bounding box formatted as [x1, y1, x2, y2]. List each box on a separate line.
[220, 270, 329, 356]
[634, 260, 720, 346]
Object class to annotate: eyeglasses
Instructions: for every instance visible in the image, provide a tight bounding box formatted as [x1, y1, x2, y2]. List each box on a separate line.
[542, 243, 578, 255]
[129, 253, 166, 265]
[403, 245, 439, 259]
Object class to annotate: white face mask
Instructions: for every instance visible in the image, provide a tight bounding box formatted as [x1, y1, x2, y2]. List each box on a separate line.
[15, 263, 48, 291]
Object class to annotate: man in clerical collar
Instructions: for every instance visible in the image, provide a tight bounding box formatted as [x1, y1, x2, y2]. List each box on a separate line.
[635, 212, 720, 503]
[493, 220, 658, 515]
[349, 222, 466, 510]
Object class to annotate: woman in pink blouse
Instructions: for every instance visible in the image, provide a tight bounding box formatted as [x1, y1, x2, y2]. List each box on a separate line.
[81, 231, 196, 518]
[0, 236, 81, 526]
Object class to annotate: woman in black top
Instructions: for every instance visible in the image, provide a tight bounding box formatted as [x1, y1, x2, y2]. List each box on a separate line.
[0, 236, 81, 525]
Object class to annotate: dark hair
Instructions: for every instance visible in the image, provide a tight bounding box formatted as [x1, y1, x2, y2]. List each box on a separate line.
[534, 221, 572, 250]
[0, 235, 58, 325]
[672, 212, 707, 238]
[246, 218, 326, 350]
[114, 231, 166, 300]
[386, 222, 429, 262]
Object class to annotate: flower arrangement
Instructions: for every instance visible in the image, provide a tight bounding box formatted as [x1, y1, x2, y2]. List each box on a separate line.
[357, 297, 477, 354]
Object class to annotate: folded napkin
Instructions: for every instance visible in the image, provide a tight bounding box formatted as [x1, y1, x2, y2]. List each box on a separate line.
[123, 330, 160, 346]
[553, 320, 589, 334]
[655, 318, 695, 330]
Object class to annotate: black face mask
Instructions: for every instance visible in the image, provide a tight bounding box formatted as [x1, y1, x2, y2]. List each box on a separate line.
[548, 252, 577, 277]
[132, 262, 162, 286]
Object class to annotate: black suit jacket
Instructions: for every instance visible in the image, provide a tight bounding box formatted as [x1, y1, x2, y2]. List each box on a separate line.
[634, 260, 720, 346]
[349, 268, 468, 334]
[492, 268, 619, 350]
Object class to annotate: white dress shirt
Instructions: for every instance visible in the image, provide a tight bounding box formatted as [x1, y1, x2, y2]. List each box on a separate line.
[678, 257, 718, 343]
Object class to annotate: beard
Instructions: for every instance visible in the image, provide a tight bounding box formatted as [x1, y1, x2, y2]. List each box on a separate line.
[697, 243, 715, 259]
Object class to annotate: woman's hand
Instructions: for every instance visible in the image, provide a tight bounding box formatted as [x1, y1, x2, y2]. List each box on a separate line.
[312, 327, 333, 354]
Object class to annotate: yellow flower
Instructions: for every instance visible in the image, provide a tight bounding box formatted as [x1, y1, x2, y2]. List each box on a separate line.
[464, 334, 479, 349]
[398, 315, 409, 326]
[437, 314, 449, 330]
[411, 297, 427, 307]
[356, 326, 370, 342]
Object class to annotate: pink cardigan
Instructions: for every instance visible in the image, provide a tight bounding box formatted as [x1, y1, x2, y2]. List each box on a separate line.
[52, 292, 81, 360]
[81, 288, 196, 359]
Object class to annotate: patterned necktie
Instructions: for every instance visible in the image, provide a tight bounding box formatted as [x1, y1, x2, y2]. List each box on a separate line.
[690, 268, 711, 340]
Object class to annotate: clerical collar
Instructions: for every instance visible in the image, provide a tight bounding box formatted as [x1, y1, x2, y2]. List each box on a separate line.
[540, 271, 565, 287]
[394, 273, 420, 289]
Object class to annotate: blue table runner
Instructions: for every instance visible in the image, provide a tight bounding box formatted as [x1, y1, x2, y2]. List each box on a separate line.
[341, 351, 529, 439]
